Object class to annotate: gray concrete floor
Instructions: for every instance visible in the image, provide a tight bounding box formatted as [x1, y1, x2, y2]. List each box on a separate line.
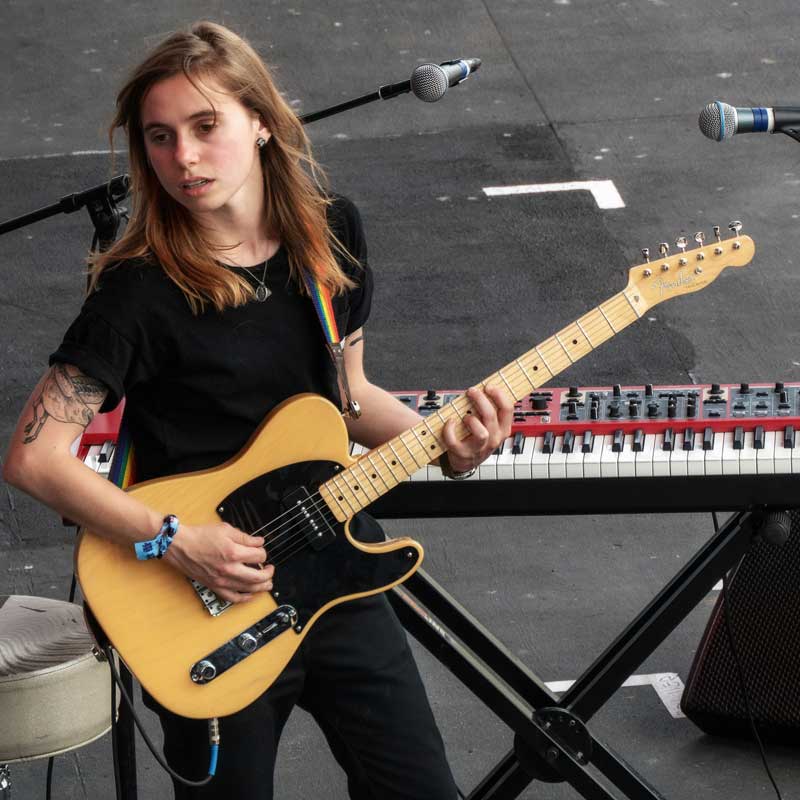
[2, 1, 800, 798]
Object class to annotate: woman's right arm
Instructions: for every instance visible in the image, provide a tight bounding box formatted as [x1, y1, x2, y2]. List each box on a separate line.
[2, 363, 272, 603]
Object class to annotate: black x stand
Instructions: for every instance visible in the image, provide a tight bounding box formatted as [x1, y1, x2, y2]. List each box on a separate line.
[386, 508, 763, 799]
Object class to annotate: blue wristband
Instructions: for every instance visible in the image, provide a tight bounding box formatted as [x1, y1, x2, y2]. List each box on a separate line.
[134, 515, 179, 560]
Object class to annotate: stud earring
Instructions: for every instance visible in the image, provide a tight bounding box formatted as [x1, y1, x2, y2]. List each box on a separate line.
[256, 137, 267, 149]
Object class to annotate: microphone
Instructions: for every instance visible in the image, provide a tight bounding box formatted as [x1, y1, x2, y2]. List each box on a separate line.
[699, 101, 800, 141]
[410, 58, 482, 103]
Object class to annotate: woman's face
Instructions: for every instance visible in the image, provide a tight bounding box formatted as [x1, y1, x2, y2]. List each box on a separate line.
[140, 73, 270, 220]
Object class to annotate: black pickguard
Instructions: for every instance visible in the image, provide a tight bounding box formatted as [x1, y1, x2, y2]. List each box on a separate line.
[216, 460, 419, 626]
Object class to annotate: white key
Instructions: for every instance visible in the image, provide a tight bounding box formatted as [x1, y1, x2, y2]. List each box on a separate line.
[670, 433, 689, 476]
[496, 436, 516, 480]
[739, 431, 757, 475]
[583, 434, 602, 478]
[600, 434, 619, 478]
[705, 429, 724, 475]
[531, 436, 550, 479]
[756, 431, 776, 474]
[549, 436, 567, 479]
[722, 431, 740, 475]
[84, 444, 101, 473]
[687, 433, 705, 476]
[775, 431, 793, 474]
[618, 434, 636, 477]
[514, 435, 536, 480]
[634, 431, 655, 477]
[478, 450, 499, 480]
[566, 434, 585, 478]
[652, 433, 671, 476]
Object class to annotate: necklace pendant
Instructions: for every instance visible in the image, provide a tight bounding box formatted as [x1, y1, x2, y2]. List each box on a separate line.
[255, 284, 271, 302]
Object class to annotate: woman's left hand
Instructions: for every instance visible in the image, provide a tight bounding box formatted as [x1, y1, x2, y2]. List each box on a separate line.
[441, 385, 515, 473]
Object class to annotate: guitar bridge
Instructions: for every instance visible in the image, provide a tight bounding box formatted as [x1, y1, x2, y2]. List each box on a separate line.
[190, 604, 298, 684]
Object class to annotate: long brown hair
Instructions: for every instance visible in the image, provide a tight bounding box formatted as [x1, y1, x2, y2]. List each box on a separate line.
[88, 21, 355, 314]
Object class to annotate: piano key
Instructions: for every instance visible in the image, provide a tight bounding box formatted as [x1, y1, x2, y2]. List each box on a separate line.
[733, 426, 744, 450]
[635, 430, 656, 476]
[756, 430, 775, 474]
[739, 431, 757, 474]
[722, 431, 740, 475]
[512, 431, 525, 455]
[83, 444, 102, 473]
[670, 433, 689, 476]
[562, 430, 575, 454]
[601, 434, 620, 478]
[754, 425, 765, 450]
[705, 428, 724, 475]
[478, 445, 501, 480]
[542, 431, 555, 454]
[702, 427, 714, 451]
[617, 434, 636, 477]
[566, 434, 585, 478]
[682, 428, 695, 451]
[687, 433, 705, 475]
[496, 436, 517, 480]
[531, 436, 551, 479]
[99, 440, 114, 463]
[663, 428, 675, 451]
[583, 434, 603, 478]
[612, 429, 624, 453]
[582, 430, 594, 453]
[549, 436, 568, 478]
[652, 434, 671, 476]
[784, 425, 795, 450]
[632, 429, 644, 453]
[513, 435, 536, 480]
[775, 431, 793, 474]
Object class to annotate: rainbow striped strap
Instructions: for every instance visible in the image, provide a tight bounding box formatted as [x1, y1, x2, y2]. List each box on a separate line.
[303, 271, 362, 419]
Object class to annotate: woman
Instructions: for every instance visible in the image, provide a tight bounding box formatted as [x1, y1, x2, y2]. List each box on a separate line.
[3, 21, 512, 799]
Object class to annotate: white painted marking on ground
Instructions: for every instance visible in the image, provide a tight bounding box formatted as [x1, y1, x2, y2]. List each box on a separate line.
[483, 179, 625, 209]
[545, 672, 685, 717]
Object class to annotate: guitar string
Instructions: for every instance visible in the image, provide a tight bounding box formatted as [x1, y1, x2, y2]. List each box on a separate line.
[231, 296, 639, 562]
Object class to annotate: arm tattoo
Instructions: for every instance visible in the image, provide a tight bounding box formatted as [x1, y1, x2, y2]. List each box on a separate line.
[23, 364, 107, 443]
[348, 330, 365, 347]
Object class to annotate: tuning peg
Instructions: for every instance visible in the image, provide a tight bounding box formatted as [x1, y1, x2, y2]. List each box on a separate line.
[728, 220, 743, 236]
[641, 247, 650, 263]
[694, 231, 706, 245]
[676, 236, 688, 252]
[659, 242, 670, 256]
[713, 225, 722, 242]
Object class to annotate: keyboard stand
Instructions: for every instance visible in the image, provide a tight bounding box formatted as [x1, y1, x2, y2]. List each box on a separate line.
[387, 508, 761, 799]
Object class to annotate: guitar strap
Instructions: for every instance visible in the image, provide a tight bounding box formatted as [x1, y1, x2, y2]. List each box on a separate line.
[302, 270, 362, 420]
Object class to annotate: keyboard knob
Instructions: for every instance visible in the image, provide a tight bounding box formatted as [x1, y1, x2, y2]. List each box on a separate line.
[775, 382, 785, 393]
[687, 403, 697, 418]
[739, 382, 750, 394]
[568, 386, 580, 397]
[629, 400, 639, 417]
[590, 405, 599, 420]
[668, 403, 677, 418]
[612, 384, 622, 398]
[644, 384, 653, 397]
[533, 397, 548, 411]
[608, 402, 621, 419]
[780, 390, 789, 404]
[710, 383, 721, 394]
[647, 402, 660, 418]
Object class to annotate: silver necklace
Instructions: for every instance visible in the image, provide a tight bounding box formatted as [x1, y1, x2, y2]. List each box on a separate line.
[239, 261, 270, 302]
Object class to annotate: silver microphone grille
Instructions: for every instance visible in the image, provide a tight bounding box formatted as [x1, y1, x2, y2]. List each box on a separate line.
[699, 101, 737, 141]
[410, 63, 449, 103]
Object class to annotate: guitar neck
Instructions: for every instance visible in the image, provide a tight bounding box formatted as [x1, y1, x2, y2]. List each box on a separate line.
[319, 288, 642, 521]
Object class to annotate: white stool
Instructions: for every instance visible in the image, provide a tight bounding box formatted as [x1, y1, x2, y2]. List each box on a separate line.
[0, 595, 115, 797]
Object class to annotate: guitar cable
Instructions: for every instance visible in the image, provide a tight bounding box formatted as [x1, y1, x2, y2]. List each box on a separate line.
[711, 511, 783, 800]
[103, 643, 220, 789]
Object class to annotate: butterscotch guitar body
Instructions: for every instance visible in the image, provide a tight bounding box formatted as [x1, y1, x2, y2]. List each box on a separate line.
[75, 394, 423, 719]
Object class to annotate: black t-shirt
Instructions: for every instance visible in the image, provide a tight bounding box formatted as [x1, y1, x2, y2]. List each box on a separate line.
[50, 195, 372, 482]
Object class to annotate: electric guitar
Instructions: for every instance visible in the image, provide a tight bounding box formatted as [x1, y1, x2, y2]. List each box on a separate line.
[76, 227, 754, 718]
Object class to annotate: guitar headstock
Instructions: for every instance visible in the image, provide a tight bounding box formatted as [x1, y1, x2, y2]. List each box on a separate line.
[624, 222, 754, 314]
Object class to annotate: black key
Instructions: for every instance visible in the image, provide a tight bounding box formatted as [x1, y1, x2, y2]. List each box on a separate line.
[784, 426, 795, 449]
[493, 441, 504, 456]
[581, 430, 594, 453]
[562, 430, 575, 453]
[702, 427, 714, 451]
[754, 425, 765, 450]
[733, 426, 744, 450]
[632, 429, 645, 452]
[663, 428, 675, 451]
[682, 428, 695, 451]
[542, 430, 555, 454]
[612, 429, 624, 453]
[512, 431, 525, 455]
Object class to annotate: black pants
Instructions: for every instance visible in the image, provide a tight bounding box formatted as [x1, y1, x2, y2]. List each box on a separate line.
[143, 515, 458, 799]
